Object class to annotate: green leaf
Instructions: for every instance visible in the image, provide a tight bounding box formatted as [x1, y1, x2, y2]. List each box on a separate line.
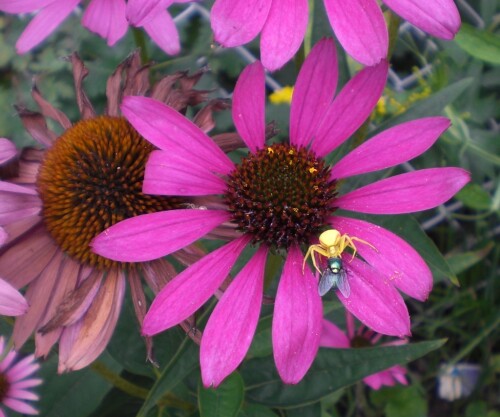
[371, 386, 427, 417]
[136, 339, 200, 417]
[199, 372, 245, 417]
[38, 352, 122, 417]
[455, 24, 500, 65]
[238, 404, 279, 417]
[242, 339, 445, 408]
[455, 184, 492, 210]
[373, 78, 472, 135]
[446, 242, 494, 275]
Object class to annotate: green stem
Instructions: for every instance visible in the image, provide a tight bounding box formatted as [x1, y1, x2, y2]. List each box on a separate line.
[91, 361, 149, 399]
[386, 10, 401, 62]
[132, 28, 149, 64]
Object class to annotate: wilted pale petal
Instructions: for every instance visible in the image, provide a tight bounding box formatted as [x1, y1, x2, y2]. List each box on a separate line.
[91, 209, 230, 262]
[0, 278, 28, 316]
[121, 96, 234, 175]
[290, 38, 338, 149]
[273, 245, 323, 384]
[312, 61, 388, 157]
[143, 10, 180, 55]
[383, 0, 460, 39]
[232, 62, 266, 152]
[144, 150, 227, 196]
[15, 0, 80, 54]
[330, 117, 450, 180]
[0, 138, 17, 164]
[201, 246, 268, 387]
[324, 0, 388, 65]
[143, 236, 250, 335]
[260, 0, 308, 71]
[211, 0, 272, 47]
[82, 0, 128, 46]
[340, 258, 411, 336]
[319, 319, 350, 348]
[336, 168, 471, 214]
[332, 216, 432, 301]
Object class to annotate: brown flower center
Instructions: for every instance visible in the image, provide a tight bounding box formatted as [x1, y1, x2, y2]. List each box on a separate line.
[351, 336, 371, 348]
[225, 143, 337, 249]
[37, 116, 177, 269]
[0, 371, 9, 402]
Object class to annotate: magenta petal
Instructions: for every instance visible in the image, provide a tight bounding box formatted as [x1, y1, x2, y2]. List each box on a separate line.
[272, 245, 323, 384]
[311, 60, 388, 157]
[260, 0, 308, 71]
[383, 0, 460, 39]
[337, 167, 471, 214]
[143, 10, 180, 55]
[91, 209, 230, 262]
[201, 246, 268, 387]
[340, 258, 411, 336]
[0, 278, 28, 316]
[121, 96, 234, 175]
[290, 38, 338, 148]
[232, 62, 266, 153]
[0, 0, 53, 13]
[211, 0, 272, 47]
[82, 0, 128, 46]
[0, 138, 17, 164]
[330, 117, 450, 180]
[332, 216, 432, 301]
[319, 319, 350, 348]
[143, 150, 227, 196]
[143, 236, 250, 335]
[127, 0, 174, 26]
[0, 182, 41, 224]
[324, 0, 388, 65]
[15, 0, 80, 54]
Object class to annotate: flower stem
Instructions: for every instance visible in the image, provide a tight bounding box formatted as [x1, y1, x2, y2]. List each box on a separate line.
[132, 28, 149, 64]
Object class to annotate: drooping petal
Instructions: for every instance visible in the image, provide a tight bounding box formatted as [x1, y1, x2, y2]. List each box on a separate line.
[0, 227, 6, 245]
[383, 0, 460, 39]
[82, 0, 128, 46]
[121, 96, 234, 175]
[330, 117, 450, 180]
[232, 62, 266, 153]
[273, 245, 323, 384]
[15, 0, 80, 54]
[324, 0, 388, 65]
[260, 0, 308, 71]
[143, 10, 180, 55]
[201, 246, 268, 387]
[211, 0, 272, 47]
[143, 150, 227, 196]
[0, 278, 28, 316]
[126, 0, 174, 26]
[0, 182, 41, 224]
[91, 209, 230, 262]
[332, 216, 432, 301]
[3, 398, 38, 415]
[336, 168, 471, 214]
[142, 236, 250, 335]
[319, 319, 350, 348]
[340, 258, 411, 336]
[290, 38, 338, 148]
[0, 0, 53, 13]
[311, 60, 388, 157]
[0, 138, 17, 164]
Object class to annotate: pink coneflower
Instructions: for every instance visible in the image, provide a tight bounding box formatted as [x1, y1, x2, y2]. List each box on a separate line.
[0, 336, 42, 416]
[0, 278, 28, 317]
[0, 140, 16, 166]
[211, 0, 461, 70]
[0, 0, 189, 55]
[321, 315, 408, 390]
[93, 38, 470, 386]
[0, 51, 216, 372]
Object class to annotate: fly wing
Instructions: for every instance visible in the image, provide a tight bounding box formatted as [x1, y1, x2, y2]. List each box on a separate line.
[336, 269, 350, 298]
[318, 269, 336, 296]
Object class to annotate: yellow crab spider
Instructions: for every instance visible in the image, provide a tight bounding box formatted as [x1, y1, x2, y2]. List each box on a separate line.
[302, 229, 375, 275]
